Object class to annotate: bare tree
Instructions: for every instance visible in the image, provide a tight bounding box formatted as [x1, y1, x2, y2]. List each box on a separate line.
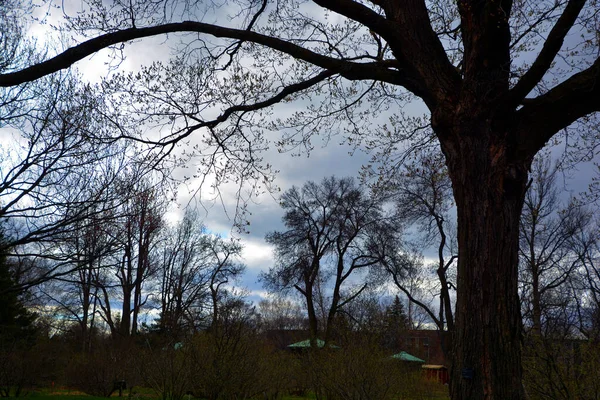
[0, 4, 165, 295]
[258, 296, 306, 331]
[519, 155, 592, 337]
[568, 217, 600, 339]
[262, 176, 394, 345]
[382, 148, 457, 333]
[206, 237, 245, 330]
[155, 209, 245, 335]
[38, 206, 117, 352]
[94, 177, 165, 338]
[0, 51, 156, 296]
[156, 209, 213, 337]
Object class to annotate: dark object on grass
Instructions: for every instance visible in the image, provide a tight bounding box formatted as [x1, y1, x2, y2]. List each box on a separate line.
[111, 380, 127, 397]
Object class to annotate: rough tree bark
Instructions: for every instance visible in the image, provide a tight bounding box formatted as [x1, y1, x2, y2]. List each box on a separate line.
[441, 124, 530, 399]
[303, 276, 319, 348]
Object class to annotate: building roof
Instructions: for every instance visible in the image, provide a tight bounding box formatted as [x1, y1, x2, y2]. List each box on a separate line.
[391, 351, 426, 362]
[287, 339, 339, 349]
[422, 364, 447, 369]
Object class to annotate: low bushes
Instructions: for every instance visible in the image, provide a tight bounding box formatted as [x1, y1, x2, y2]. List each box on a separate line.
[295, 338, 435, 400]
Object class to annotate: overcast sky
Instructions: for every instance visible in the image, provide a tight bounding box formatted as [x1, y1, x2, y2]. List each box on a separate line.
[18, 1, 600, 306]
[53, 32, 387, 302]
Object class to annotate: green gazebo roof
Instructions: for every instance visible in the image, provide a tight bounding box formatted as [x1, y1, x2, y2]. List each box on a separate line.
[391, 351, 425, 362]
[287, 339, 339, 349]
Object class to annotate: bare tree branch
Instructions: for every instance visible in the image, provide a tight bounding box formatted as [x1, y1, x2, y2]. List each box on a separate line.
[516, 57, 600, 160]
[509, 0, 587, 106]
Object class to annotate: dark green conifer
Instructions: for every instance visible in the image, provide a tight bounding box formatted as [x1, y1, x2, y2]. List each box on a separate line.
[0, 232, 37, 346]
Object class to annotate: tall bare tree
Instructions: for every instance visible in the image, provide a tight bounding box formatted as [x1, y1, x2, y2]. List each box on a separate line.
[568, 217, 600, 339]
[206, 236, 245, 331]
[155, 209, 245, 335]
[39, 206, 117, 352]
[0, 10, 145, 294]
[382, 148, 457, 333]
[156, 209, 212, 337]
[0, 2, 169, 296]
[93, 177, 165, 338]
[519, 155, 592, 336]
[0, 75, 134, 289]
[263, 176, 394, 345]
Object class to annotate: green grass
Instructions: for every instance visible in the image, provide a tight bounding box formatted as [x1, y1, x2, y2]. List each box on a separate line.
[28, 395, 106, 400]
[12, 386, 448, 400]
[20, 387, 156, 400]
[20, 393, 304, 400]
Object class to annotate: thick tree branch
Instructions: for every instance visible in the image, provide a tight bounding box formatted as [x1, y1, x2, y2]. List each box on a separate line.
[336, 283, 368, 309]
[376, 0, 461, 108]
[515, 57, 600, 159]
[391, 272, 441, 329]
[118, 69, 337, 147]
[508, 0, 587, 106]
[312, 0, 388, 34]
[0, 21, 415, 92]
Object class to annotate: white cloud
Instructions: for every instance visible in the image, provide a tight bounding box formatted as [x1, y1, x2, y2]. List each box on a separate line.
[241, 239, 274, 273]
[247, 289, 271, 301]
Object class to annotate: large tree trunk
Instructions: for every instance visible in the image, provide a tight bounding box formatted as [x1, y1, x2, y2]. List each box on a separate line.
[531, 267, 542, 336]
[79, 262, 91, 353]
[324, 264, 343, 345]
[441, 123, 531, 399]
[304, 279, 319, 348]
[120, 287, 131, 337]
[210, 284, 219, 330]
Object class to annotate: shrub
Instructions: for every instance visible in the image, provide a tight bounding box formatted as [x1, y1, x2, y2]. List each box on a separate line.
[188, 327, 294, 400]
[140, 344, 192, 400]
[524, 337, 600, 400]
[296, 336, 440, 400]
[66, 340, 136, 397]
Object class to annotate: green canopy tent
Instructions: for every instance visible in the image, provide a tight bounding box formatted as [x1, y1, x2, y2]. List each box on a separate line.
[287, 339, 340, 349]
[391, 351, 425, 363]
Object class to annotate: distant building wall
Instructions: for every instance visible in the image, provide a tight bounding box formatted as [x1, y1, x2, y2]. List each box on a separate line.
[400, 330, 449, 365]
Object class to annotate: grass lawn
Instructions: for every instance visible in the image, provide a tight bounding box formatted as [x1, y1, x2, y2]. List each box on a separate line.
[16, 386, 448, 400]
[20, 387, 155, 400]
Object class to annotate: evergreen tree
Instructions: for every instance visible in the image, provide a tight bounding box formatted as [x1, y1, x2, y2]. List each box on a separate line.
[386, 296, 409, 329]
[382, 296, 409, 351]
[0, 232, 36, 346]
